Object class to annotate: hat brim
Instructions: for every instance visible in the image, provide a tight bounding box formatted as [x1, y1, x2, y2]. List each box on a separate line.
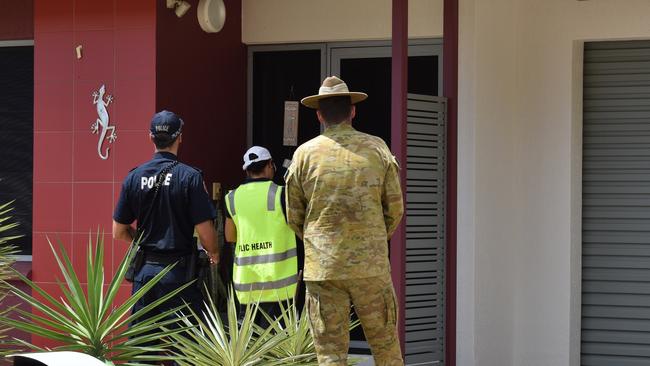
[300, 92, 368, 109]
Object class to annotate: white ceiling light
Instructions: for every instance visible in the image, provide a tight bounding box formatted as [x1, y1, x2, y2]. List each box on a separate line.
[166, 0, 192, 18]
[198, 0, 226, 33]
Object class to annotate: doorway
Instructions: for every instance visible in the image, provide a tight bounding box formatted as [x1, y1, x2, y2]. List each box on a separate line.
[248, 40, 444, 364]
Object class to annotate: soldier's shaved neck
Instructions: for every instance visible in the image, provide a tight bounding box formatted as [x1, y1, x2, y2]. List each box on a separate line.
[317, 96, 353, 125]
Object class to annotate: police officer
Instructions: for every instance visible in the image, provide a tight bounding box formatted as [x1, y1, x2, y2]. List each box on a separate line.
[285, 77, 405, 366]
[112, 110, 220, 341]
[224, 146, 299, 325]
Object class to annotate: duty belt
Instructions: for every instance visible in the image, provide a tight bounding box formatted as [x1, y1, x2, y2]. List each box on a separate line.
[144, 252, 191, 266]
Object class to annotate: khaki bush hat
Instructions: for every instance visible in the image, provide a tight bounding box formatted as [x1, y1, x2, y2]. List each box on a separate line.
[301, 76, 368, 109]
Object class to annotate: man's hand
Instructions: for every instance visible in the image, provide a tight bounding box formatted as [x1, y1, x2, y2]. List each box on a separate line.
[196, 219, 219, 264]
[207, 251, 220, 265]
[112, 220, 135, 242]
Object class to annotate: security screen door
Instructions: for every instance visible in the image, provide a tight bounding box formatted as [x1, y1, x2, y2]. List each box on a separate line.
[249, 41, 446, 365]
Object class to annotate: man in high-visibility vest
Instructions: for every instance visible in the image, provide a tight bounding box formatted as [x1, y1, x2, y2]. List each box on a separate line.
[224, 146, 299, 324]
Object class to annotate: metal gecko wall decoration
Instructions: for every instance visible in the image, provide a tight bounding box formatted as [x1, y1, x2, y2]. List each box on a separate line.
[91, 84, 117, 160]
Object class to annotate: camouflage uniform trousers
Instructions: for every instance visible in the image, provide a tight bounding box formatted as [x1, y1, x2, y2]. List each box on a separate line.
[305, 272, 404, 366]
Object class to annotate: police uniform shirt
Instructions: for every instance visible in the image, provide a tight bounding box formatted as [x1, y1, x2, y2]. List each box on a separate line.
[113, 151, 216, 254]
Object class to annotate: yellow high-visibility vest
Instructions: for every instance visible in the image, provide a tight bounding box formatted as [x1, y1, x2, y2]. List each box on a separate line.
[225, 180, 297, 304]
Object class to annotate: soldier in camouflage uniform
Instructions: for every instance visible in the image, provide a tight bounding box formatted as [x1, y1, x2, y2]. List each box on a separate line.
[285, 76, 404, 366]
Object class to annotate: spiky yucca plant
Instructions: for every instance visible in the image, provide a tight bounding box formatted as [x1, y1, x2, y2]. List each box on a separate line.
[169, 289, 361, 366]
[258, 301, 318, 365]
[0, 202, 20, 357]
[259, 300, 361, 365]
[0, 232, 195, 365]
[167, 288, 291, 366]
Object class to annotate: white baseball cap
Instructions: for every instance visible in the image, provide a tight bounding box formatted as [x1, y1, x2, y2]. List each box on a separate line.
[242, 146, 272, 170]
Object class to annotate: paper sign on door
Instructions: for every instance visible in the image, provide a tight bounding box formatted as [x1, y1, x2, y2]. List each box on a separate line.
[283, 101, 299, 146]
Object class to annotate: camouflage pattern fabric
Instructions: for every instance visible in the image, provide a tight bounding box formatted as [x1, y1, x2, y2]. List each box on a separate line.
[285, 123, 404, 281]
[305, 273, 404, 366]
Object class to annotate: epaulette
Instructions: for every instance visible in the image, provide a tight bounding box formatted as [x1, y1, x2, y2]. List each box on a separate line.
[176, 161, 202, 175]
[189, 165, 203, 175]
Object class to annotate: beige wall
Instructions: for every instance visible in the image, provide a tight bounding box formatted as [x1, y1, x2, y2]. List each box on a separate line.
[457, 0, 521, 364]
[242, 0, 442, 44]
[458, 0, 650, 366]
[242, 0, 650, 365]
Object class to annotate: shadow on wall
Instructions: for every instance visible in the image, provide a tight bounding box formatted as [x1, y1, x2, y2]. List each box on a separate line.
[156, 0, 247, 193]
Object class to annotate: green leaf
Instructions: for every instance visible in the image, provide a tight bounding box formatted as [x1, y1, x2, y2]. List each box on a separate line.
[0, 229, 196, 362]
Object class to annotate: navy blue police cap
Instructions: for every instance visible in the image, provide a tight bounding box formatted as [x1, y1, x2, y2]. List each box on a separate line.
[150, 110, 184, 139]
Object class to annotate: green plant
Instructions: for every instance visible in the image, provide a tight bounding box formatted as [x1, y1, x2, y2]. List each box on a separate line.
[259, 301, 318, 365]
[260, 300, 361, 365]
[0, 202, 20, 357]
[0, 232, 195, 365]
[167, 288, 291, 366]
[169, 290, 361, 366]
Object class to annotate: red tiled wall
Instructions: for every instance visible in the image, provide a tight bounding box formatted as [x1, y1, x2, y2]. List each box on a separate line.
[31, 0, 246, 350]
[156, 0, 247, 192]
[32, 0, 156, 337]
[0, 0, 33, 40]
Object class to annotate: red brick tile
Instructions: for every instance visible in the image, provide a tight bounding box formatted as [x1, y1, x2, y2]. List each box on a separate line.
[34, 0, 73, 33]
[34, 81, 74, 131]
[115, 28, 155, 80]
[71, 234, 89, 284]
[71, 232, 113, 284]
[113, 78, 155, 131]
[104, 235, 116, 280]
[32, 233, 73, 283]
[33, 183, 73, 232]
[115, 284, 133, 310]
[114, 131, 152, 181]
[115, 0, 155, 29]
[34, 32, 74, 83]
[73, 30, 115, 81]
[74, 0, 114, 31]
[114, 241, 130, 267]
[114, 182, 124, 207]
[72, 132, 114, 182]
[34, 132, 73, 183]
[72, 182, 114, 233]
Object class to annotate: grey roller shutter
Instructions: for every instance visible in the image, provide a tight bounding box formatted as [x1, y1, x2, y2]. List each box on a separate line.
[405, 94, 446, 365]
[582, 40, 650, 366]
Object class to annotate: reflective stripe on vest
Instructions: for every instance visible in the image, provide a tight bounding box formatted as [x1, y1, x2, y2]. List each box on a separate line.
[228, 181, 298, 304]
[234, 247, 297, 266]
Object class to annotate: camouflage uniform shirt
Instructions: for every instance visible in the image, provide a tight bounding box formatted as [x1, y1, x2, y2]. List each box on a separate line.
[285, 123, 404, 281]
